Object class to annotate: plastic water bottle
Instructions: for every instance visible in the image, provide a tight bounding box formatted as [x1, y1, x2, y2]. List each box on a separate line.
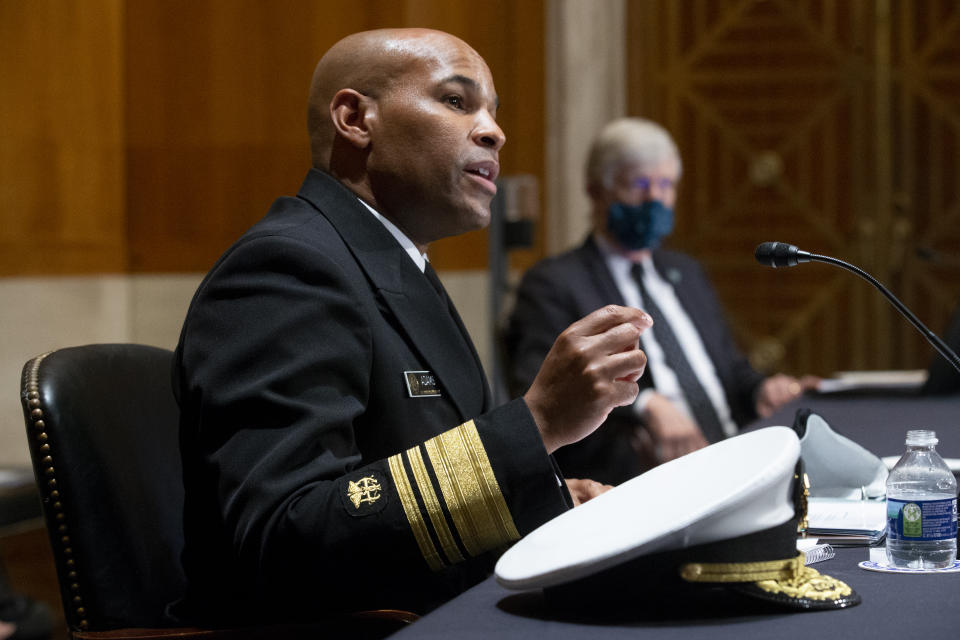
[885, 430, 957, 568]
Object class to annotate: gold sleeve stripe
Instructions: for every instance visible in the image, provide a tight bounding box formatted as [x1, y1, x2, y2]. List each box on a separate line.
[387, 453, 444, 572]
[405, 445, 465, 565]
[459, 420, 521, 544]
[425, 435, 480, 555]
[425, 420, 520, 557]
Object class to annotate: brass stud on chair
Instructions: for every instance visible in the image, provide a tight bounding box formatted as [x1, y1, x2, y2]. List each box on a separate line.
[25, 351, 94, 632]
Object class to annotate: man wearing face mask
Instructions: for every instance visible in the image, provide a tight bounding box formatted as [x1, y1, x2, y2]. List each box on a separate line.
[505, 118, 816, 484]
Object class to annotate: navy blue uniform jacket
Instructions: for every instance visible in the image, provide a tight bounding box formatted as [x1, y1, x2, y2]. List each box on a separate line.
[173, 169, 570, 623]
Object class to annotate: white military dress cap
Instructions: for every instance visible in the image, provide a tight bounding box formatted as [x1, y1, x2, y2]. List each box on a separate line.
[495, 426, 860, 612]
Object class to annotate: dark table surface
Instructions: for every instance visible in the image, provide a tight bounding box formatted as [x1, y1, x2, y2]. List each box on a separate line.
[751, 391, 960, 462]
[388, 392, 960, 639]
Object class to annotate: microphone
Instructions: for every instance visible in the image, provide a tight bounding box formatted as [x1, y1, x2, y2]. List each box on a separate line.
[755, 242, 960, 375]
[754, 241, 812, 268]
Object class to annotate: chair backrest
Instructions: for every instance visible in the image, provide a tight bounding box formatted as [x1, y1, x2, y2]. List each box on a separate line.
[20, 344, 184, 632]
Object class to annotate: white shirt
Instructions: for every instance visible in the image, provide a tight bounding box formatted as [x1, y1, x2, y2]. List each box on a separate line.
[596, 234, 737, 438]
[357, 198, 427, 272]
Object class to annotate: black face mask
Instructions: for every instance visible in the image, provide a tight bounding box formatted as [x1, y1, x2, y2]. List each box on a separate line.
[606, 200, 674, 250]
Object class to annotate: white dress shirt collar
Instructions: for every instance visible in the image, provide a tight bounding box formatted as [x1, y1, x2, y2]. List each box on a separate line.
[357, 198, 428, 272]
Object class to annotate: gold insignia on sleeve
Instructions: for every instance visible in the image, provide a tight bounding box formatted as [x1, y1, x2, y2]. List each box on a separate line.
[347, 476, 383, 509]
[387, 421, 520, 572]
[388, 454, 445, 571]
[406, 445, 465, 564]
[425, 420, 520, 556]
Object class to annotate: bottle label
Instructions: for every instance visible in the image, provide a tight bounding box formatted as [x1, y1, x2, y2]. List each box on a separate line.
[887, 498, 958, 541]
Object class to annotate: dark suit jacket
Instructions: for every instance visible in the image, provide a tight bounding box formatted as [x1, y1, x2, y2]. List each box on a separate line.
[173, 169, 570, 623]
[505, 236, 764, 484]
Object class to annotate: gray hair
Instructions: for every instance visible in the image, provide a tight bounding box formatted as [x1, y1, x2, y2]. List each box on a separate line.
[585, 118, 682, 190]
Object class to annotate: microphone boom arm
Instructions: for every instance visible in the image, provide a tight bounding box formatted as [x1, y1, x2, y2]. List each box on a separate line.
[758, 243, 960, 375]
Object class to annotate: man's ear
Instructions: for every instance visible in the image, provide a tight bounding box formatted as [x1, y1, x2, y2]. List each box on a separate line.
[330, 89, 375, 149]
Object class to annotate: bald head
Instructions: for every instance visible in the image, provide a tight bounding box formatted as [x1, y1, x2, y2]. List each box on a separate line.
[305, 28, 504, 248]
[308, 28, 480, 170]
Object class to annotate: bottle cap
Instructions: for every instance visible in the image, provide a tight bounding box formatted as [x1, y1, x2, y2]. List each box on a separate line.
[905, 429, 938, 446]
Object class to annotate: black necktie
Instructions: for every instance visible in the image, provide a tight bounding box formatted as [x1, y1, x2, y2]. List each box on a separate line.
[423, 261, 493, 409]
[631, 263, 726, 442]
[423, 262, 449, 306]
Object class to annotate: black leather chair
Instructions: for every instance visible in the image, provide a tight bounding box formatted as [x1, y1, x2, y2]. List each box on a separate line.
[20, 344, 415, 639]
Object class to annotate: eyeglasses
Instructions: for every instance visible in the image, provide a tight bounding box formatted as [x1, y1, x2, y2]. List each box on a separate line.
[631, 176, 676, 193]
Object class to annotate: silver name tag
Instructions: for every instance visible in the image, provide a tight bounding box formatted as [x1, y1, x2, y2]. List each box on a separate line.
[404, 370, 441, 397]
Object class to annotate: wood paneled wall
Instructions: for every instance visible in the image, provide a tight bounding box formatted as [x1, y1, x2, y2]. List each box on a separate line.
[1, 0, 126, 274]
[2, 0, 546, 275]
[627, 0, 960, 376]
[10, 0, 956, 375]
